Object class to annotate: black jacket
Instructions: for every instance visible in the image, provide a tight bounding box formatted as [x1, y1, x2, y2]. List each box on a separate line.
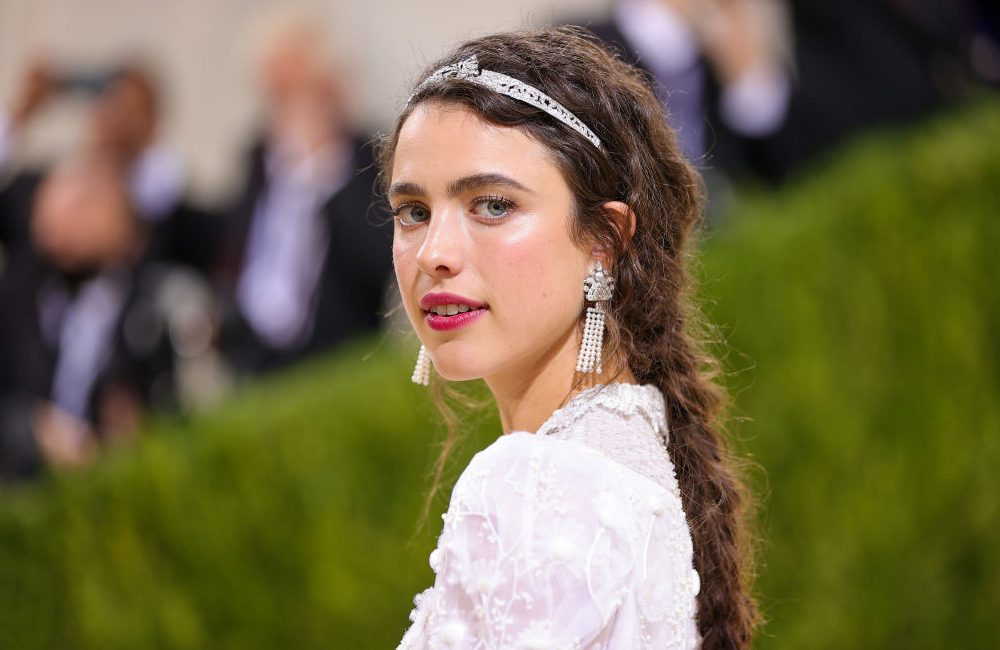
[212, 135, 393, 375]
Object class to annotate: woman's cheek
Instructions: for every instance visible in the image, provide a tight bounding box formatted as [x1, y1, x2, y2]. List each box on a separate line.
[492, 214, 555, 274]
[392, 239, 422, 318]
[488, 232, 563, 325]
[392, 238, 415, 280]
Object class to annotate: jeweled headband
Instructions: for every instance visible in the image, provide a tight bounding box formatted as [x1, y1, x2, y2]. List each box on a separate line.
[409, 54, 602, 149]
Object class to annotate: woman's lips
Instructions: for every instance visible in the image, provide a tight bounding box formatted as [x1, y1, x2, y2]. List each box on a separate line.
[420, 291, 488, 331]
[419, 292, 487, 311]
[425, 306, 488, 331]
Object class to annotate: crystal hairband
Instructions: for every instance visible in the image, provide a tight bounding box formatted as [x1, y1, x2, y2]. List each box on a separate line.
[410, 54, 602, 149]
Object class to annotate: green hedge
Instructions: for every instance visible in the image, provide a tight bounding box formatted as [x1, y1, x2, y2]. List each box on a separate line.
[703, 98, 1000, 649]
[1, 97, 998, 649]
[0, 345, 485, 649]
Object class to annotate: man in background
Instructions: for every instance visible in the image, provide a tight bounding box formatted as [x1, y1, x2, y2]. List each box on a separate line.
[212, 14, 392, 376]
[0, 154, 177, 477]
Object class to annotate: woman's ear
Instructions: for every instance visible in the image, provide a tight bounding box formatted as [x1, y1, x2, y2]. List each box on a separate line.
[591, 200, 637, 263]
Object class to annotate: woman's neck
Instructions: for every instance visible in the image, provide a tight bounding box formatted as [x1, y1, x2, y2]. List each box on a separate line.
[485, 330, 637, 434]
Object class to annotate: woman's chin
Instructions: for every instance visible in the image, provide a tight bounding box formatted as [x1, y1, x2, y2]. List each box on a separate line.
[422, 340, 494, 382]
[429, 362, 486, 383]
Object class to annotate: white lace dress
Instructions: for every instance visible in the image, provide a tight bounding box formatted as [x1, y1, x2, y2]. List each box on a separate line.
[399, 383, 701, 650]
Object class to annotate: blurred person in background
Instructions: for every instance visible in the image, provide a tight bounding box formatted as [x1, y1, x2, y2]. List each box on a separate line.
[0, 154, 177, 479]
[0, 60, 211, 269]
[713, 0, 1000, 182]
[0, 60, 220, 480]
[211, 13, 392, 376]
[581, 0, 999, 185]
[585, 0, 792, 168]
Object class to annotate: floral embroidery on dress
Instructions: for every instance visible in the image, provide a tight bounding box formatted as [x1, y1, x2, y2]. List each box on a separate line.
[399, 384, 700, 650]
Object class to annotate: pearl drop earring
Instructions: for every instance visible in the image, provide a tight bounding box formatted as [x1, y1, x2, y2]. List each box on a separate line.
[576, 261, 614, 374]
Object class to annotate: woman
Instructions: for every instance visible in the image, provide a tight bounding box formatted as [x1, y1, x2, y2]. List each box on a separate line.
[380, 27, 755, 649]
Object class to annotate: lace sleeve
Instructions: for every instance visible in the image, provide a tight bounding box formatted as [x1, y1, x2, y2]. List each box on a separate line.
[399, 432, 698, 649]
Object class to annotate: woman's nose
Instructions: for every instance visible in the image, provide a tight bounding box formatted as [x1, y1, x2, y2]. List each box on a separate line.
[416, 209, 464, 277]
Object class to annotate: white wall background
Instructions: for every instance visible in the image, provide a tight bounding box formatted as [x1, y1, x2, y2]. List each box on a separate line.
[0, 0, 612, 203]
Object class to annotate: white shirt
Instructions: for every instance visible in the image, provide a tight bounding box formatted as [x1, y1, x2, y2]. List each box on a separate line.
[235, 142, 351, 350]
[129, 144, 185, 222]
[46, 271, 131, 418]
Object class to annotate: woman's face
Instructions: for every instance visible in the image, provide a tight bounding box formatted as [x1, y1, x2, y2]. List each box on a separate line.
[390, 101, 593, 384]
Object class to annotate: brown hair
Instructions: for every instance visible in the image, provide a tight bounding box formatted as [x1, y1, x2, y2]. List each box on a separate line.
[377, 26, 757, 649]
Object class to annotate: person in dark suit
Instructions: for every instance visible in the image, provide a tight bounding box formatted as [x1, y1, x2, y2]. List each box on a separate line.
[709, 0, 961, 183]
[583, 0, 792, 172]
[0, 59, 222, 479]
[0, 154, 176, 479]
[212, 14, 392, 375]
[580, 0, 994, 185]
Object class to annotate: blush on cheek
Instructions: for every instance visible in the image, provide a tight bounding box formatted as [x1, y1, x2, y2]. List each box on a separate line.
[490, 238, 566, 324]
[493, 224, 553, 272]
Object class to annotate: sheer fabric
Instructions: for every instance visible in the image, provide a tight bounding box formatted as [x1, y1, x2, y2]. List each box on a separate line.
[399, 383, 701, 649]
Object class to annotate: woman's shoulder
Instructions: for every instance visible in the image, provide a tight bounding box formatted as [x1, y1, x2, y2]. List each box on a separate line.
[431, 428, 700, 641]
[465, 430, 639, 485]
[408, 428, 700, 650]
[461, 431, 623, 490]
[454, 431, 678, 527]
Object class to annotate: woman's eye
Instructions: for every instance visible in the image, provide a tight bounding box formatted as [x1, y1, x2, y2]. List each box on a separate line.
[474, 197, 514, 220]
[395, 204, 430, 226]
[485, 200, 508, 217]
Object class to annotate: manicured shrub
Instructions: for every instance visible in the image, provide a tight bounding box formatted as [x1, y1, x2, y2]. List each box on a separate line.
[701, 97, 1000, 649]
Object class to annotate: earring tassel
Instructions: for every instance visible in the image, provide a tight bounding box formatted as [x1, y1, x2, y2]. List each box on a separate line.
[576, 303, 606, 374]
[412, 345, 431, 386]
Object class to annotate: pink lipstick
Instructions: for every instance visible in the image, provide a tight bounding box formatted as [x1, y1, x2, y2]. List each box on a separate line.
[420, 292, 489, 332]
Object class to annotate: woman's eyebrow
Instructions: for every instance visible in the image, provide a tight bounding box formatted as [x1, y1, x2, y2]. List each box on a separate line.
[447, 173, 533, 197]
[388, 173, 533, 201]
[387, 181, 426, 200]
